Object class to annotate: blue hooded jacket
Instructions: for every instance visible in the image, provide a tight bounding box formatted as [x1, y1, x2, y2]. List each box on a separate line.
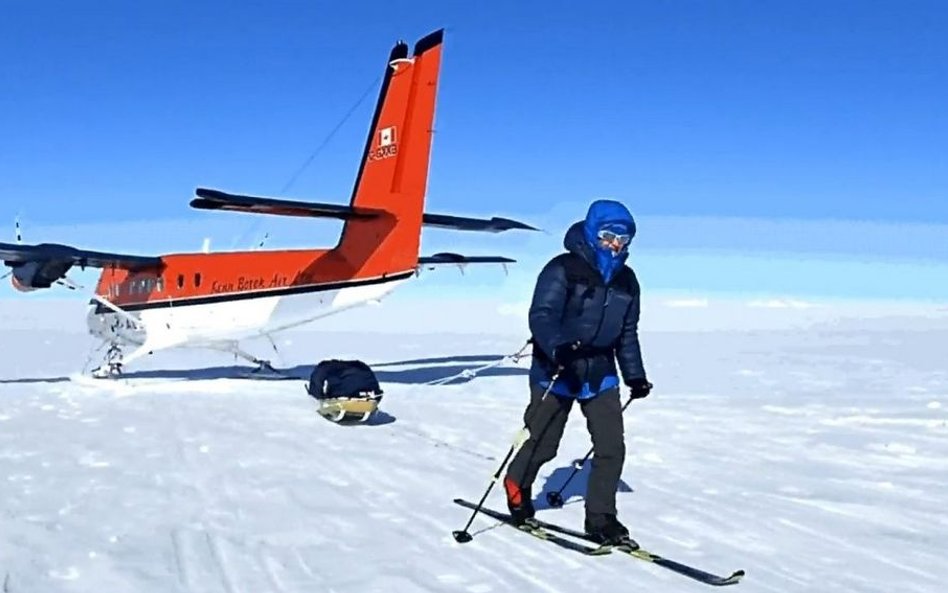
[528, 200, 647, 399]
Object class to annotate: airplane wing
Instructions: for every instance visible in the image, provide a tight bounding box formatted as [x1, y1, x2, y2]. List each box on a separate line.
[1, 242, 161, 291]
[418, 252, 516, 265]
[0, 242, 161, 269]
[190, 188, 387, 220]
[191, 188, 539, 233]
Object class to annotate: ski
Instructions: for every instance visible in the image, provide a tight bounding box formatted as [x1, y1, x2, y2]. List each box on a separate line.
[454, 498, 745, 587]
[613, 547, 745, 587]
[452, 499, 611, 556]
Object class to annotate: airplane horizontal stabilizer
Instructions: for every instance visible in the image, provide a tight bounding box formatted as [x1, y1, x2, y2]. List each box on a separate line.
[190, 188, 388, 221]
[192, 188, 538, 233]
[0, 242, 161, 269]
[418, 252, 516, 265]
[421, 213, 539, 233]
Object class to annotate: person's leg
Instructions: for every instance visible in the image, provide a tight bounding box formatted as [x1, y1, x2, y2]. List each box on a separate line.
[579, 387, 634, 545]
[504, 383, 573, 523]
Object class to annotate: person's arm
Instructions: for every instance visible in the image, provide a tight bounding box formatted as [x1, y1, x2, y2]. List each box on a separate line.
[616, 277, 647, 383]
[528, 258, 569, 360]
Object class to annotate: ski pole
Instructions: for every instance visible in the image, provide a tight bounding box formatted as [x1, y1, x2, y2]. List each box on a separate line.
[545, 391, 637, 508]
[452, 369, 562, 543]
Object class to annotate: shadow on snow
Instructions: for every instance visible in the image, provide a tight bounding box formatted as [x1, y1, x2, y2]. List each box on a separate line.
[534, 458, 635, 512]
[0, 354, 528, 387]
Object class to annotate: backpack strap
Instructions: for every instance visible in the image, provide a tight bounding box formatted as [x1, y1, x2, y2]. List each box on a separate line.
[553, 252, 601, 295]
[613, 266, 639, 295]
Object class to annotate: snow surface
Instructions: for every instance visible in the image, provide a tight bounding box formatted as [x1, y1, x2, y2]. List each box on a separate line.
[1, 302, 947, 592]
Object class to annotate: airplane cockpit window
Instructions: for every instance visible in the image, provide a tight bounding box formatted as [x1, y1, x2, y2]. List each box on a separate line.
[157, 277, 164, 293]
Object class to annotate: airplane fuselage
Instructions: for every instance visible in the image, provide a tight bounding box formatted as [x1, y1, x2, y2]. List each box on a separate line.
[86, 248, 415, 353]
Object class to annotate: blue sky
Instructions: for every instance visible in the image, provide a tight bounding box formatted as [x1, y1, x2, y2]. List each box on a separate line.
[1, 0, 947, 302]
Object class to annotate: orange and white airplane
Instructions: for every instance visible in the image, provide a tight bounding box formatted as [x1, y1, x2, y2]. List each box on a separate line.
[0, 29, 536, 378]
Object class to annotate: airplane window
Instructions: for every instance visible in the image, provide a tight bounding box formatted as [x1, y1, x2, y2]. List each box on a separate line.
[157, 278, 164, 293]
[195, 273, 202, 288]
[177, 274, 184, 289]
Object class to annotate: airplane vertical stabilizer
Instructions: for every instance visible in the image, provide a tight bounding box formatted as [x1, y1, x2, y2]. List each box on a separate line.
[335, 29, 444, 274]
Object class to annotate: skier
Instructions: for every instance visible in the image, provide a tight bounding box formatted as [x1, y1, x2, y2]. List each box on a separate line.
[503, 198, 652, 547]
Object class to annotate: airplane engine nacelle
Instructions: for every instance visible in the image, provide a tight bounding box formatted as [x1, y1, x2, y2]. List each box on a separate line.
[8, 260, 73, 292]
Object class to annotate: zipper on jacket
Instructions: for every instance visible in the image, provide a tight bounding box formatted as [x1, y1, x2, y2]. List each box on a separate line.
[578, 287, 611, 392]
[589, 287, 610, 344]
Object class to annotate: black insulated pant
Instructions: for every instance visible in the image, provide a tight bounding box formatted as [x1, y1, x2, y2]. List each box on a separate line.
[505, 383, 626, 516]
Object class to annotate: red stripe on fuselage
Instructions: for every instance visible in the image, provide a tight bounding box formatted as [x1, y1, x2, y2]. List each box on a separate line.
[92, 248, 412, 309]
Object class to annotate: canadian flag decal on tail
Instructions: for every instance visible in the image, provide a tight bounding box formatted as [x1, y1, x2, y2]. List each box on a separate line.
[368, 126, 398, 161]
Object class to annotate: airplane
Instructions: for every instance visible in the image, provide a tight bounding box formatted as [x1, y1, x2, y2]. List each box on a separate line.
[0, 29, 538, 379]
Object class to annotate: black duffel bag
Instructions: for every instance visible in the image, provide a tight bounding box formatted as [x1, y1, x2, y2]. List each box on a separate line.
[306, 359, 383, 400]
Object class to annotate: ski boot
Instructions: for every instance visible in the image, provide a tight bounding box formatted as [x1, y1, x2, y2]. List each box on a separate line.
[585, 513, 639, 549]
[504, 477, 539, 529]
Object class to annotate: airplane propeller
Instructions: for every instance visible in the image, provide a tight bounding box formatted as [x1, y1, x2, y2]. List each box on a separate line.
[1, 216, 21, 280]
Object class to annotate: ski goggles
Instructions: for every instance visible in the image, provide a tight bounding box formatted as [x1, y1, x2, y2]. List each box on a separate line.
[597, 228, 632, 246]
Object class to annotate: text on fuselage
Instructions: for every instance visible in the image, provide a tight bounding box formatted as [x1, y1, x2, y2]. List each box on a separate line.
[211, 274, 289, 293]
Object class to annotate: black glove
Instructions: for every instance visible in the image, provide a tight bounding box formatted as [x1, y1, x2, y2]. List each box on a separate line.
[552, 341, 583, 367]
[626, 377, 653, 399]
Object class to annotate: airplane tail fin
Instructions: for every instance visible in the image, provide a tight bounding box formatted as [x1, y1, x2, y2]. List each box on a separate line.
[334, 29, 444, 274]
[190, 30, 534, 267]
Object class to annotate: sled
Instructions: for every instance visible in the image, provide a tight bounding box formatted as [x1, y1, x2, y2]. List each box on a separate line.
[316, 394, 382, 424]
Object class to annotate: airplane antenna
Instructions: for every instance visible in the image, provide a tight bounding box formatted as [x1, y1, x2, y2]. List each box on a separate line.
[229, 72, 383, 251]
[277, 72, 382, 195]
